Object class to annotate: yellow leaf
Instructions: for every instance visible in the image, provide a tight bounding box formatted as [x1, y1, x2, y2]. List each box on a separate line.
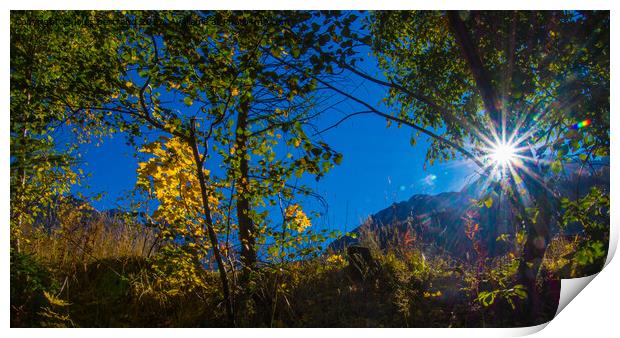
[43, 291, 70, 307]
[231, 87, 239, 96]
[484, 196, 493, 208]
[513, 174, 523, 184]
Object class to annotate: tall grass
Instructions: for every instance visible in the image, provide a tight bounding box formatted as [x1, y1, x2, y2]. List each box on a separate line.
[11, 200, 587, 327]
[23, 201, 159, 269]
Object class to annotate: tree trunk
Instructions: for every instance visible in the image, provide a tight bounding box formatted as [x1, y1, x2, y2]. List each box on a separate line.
[233, 101, 267, 325]
[446, 11, 502, 127]
[516, 163, 553, 321]
[12, 94, 31, 254]
[13, 132, 27, 254]
[447, 11, 553, 322]
[189, 119, 235, 326]
[234, 102, 257, 271]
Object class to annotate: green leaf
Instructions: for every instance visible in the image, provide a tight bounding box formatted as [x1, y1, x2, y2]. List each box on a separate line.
[496, 233, 510, 242]
[183, 97, 193, 106]
[267, 246, 279, 257]
[322, 161, 331, 173]
[477, 291, 496, 307]
[311, 147, 322, 156]
[333, 153, 343, 165]
[512, 284, 528, 300]
[550, 160, 563, 174]
[291, 47, 300, 58]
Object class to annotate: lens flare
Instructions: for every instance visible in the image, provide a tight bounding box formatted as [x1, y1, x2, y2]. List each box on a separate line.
[571, 119, 591, 130]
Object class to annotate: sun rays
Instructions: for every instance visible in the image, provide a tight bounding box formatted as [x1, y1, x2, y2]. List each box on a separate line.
[467, 112, 548, 208]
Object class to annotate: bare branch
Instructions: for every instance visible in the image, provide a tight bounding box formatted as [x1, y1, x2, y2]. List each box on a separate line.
[313, 110, 375, 136]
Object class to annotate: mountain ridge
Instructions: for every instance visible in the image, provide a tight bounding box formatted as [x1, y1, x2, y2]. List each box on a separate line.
[329, 165, 610, 258]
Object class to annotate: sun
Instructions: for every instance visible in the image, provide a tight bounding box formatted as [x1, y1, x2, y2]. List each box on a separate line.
[468, 114, 540, 183]
[489, 142, 518, 168]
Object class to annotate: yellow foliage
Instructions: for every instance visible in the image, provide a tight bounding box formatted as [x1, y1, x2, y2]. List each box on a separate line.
[43, 291, 70, 307]
[137, 136, 220, 239]
[423, 290, 442, 298]
[207, 195, 219, 208]
[285, 204, 312, 232]
[326, 254, 346, 266]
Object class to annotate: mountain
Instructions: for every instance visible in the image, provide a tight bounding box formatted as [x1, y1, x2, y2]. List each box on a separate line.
[329, 165, 609, 258]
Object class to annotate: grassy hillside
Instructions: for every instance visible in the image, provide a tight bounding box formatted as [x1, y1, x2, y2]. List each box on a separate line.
[12, 204, 603, 328]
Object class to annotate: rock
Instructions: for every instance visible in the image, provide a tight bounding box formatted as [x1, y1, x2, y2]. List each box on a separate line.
[346, 245, 380, 283]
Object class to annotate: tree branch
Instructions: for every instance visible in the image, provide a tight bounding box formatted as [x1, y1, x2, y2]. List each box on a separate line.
[340, 63, 456, 123]
[313, 110, 375, 136]
[314, 71, 485, 169]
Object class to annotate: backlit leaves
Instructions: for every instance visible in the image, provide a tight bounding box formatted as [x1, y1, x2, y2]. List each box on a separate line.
[137, 136, 218, 242]
[285, 204, 312, 232]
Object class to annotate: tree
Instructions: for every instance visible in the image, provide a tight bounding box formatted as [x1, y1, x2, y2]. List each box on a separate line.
[272, 10, 609, 322]
[10, 11, 125, 253]
[324, 10, 608, 322]
[107, 11, 346, 325]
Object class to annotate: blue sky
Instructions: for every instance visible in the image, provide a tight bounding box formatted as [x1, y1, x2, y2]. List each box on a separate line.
[71, 46, 480, 233]
[73, 110, 479, 236]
